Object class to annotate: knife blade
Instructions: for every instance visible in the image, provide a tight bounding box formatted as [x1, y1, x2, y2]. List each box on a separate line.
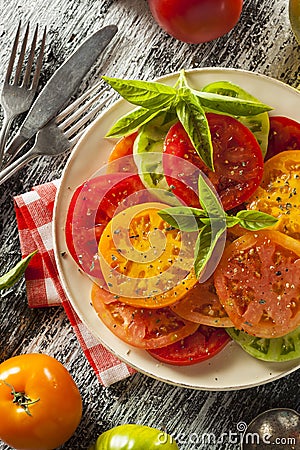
[4, 24, 117, 161]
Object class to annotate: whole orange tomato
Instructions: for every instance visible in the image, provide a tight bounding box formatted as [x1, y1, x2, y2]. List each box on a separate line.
[0, 353, 82, 450]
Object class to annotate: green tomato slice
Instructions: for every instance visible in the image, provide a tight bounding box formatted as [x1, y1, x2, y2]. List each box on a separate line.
[227, 326, 300, 362]
[133, 113, 179, 205]
[202, 81, 270, 157]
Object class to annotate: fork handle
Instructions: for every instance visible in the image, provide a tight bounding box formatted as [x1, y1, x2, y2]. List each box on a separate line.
[0, 115, 14, 169]
[2, 131, 29, 168]
[0, 149, 37, 186]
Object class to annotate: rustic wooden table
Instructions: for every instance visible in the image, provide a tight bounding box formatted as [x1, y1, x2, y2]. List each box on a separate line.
[1, 0, 300, 449]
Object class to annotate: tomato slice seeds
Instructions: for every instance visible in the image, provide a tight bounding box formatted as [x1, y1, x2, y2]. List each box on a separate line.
[91, 283, 198, 349]
[214, 230, 300, 338]
[98, 203, 198, 308]
[171, 277, 233, 328]
[266, 116, 300, 160]
[148, 325, 231, 365]
[247, 150, 300, 240]
[163, 114, 264, 210]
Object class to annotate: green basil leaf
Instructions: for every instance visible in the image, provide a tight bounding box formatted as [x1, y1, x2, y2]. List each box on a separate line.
[194, 224, 225, 278]
[102, 76, 177, 110]
[202, 80, 270, 156]
[193, 174, 227, 278]
[236, 210, 278, 230]
[176, 92, 214, 170]
[160, 109, 178, 126]
[0, 250, 38, 291]
[106, 107, 162, 137]
[193, 90, 272, 117]
[159, 206, 208, 231]
[225, 216, 241, 228]
[174, 69, 189, 89]
[194, 225, 211, 277]
[198, 173, 226, 219]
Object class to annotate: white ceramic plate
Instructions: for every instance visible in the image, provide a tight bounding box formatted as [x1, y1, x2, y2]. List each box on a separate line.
[53, 68, 300, 390]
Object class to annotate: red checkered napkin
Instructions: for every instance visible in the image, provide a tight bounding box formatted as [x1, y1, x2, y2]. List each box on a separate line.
[13, 180, 136, 386]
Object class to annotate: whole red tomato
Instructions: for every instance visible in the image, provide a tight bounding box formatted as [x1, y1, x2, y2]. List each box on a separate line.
[0, 353, 82, 450]
[148, 0, 243, 44]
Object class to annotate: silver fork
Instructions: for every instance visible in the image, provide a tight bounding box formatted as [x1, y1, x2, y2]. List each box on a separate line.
[0, 82, 113, 185]
[0, 22, 46, 167]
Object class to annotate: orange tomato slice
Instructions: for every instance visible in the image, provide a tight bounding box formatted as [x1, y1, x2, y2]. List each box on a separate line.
[91, 283, 199, 349]
[171, 277, 233, 328]
[247, 150, 300, 239]
[98, 202, 198, 308]
[107, 132, 138, 174]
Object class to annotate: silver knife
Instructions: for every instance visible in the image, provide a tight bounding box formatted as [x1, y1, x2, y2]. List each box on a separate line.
[4, 24, 117, 161]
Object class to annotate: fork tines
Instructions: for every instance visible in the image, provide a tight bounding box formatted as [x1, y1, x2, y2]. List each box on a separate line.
[56, 82, 114, 145]
[6, 21, 46, 89]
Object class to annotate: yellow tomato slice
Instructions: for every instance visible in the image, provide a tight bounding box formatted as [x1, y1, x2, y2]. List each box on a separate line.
[247, 150, 300, 239]
[98, 202, 198, 308]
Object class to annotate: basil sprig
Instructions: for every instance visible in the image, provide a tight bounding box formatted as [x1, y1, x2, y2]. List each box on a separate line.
[107, 107, 162, 137]
[0, 250, 37, 291]
[159, 175, 277, 278]
[103, 70, 272, 171]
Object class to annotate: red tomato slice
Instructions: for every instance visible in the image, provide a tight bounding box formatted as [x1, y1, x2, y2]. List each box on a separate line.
[266, 116, 300, 161]
[65, 173, 148, 280]
[147, 325, 231, 365]
[163, 114, 264, 210]
[91, 283, 199, 349]
[171, 278, 233, 328]
[214, 230, 300, 338]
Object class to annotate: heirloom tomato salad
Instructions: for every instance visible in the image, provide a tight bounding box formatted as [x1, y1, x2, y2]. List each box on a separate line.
[65, 71, 300, 366]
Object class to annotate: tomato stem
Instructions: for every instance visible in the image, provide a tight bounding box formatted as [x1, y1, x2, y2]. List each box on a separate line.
[4, 381, 40, 416]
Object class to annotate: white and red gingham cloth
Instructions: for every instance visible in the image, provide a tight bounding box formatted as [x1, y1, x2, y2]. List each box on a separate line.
[13, 180, 136, 387]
